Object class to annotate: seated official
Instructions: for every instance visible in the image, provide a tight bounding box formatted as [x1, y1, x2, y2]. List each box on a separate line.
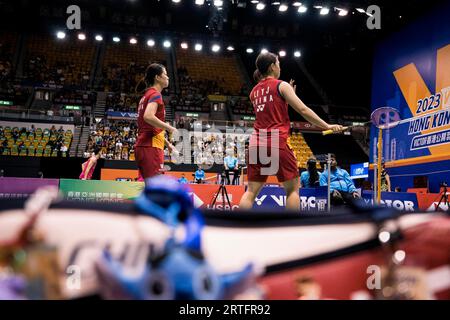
[319, 154, 360, 205]
[194, 167, 205, 184]
[178, 174, 189, 184]
[300, 158, 322, 188]
[224, 151, 239, 185]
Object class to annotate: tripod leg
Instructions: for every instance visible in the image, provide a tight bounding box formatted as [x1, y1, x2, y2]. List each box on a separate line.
[211, 187, 220, 206]
[223, 185, 232, 209]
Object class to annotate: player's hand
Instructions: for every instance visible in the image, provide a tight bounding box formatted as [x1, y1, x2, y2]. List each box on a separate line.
[167, 143, 178, 155]
[167, 126, 178, 136]
[352, 192, 361, 198]
[327, 124, 344, 133]
[289, 79, 297, 92]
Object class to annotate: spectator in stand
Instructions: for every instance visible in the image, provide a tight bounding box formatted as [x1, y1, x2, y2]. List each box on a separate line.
[380, 162, 391, 192]
[61, 144, 68, 155]
[300, 158, 322, 188]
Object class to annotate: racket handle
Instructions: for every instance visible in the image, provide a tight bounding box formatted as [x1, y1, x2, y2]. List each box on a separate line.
[322, 127, 349, 136]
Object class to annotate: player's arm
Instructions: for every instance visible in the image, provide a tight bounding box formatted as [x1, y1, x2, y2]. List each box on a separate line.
[143, 102, 177, 134]
[279, 82, 342, 132]
[386, 173, 392, 192]
[82, 158, 95, 179]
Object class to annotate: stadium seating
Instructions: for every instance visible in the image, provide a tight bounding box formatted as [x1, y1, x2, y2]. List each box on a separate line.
[0, 125, 73, 157]
[176, 49, 244, 95]
[288, 132, 315, 168]
[105, 92, 140, 112]
[24, 34, 95, 87]
[100, 42, 166, 93]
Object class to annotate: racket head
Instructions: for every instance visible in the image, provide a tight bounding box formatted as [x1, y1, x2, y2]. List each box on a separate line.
[370, 107, 401, 129]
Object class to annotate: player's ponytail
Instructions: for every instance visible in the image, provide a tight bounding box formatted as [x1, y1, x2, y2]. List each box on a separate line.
[135, 78, 147, 94]
[253, 69, 262, 83]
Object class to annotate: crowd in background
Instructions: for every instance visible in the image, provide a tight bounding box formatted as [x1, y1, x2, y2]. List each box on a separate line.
[85, 120, 137, 160]
[84, 119, 249, 165]
[0, 125, 71, 156]
[24, 55, 90, 89]
[106, 92, 141, 113]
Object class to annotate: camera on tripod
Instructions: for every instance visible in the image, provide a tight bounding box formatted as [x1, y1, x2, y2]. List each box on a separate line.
[436, 181, 449, 212]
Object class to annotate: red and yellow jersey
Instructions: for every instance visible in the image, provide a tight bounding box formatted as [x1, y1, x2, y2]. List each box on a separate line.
[136, 87, 166, 149]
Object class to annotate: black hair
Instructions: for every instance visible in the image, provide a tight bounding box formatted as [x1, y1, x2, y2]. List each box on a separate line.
[253, 69, 263, 83]
[93, 147, 101, 155]
[307, 158, 320, 187]
[135, 63, 166, 94]
[254, 52, 278, 80]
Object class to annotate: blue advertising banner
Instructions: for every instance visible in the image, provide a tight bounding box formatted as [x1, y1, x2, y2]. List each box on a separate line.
[253, 186, 328, 211]
[350, 162, 369, 179]
[106, 111, 138, 120]
[361, 191, 418, 212]
[370, 2, 450, 193]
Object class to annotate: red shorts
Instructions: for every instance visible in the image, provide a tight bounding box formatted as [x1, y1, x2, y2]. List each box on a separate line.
[135, 146, 164, 179]
[247, 145, 299, 183]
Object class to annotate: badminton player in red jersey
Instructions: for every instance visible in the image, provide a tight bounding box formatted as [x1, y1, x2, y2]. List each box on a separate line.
[135, 63, 177, 179]
[239, 52, 343, 210]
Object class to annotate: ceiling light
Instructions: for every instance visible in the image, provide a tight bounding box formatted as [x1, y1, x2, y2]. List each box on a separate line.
[246, 48, 254, 53]
[279, 50, 286, 57]
[95, 35, 103, 41]
[320, 7, 329, 15]
[212, 44, 221, 52]
[337, 8, 348, 16]
[279, 4, 288, 12]
[195, 43, 203, 51]
[56, 31, 66, 39]
[147, 39, 155, 47]
[163, 40, 171, 48]
[256, 3, 265, 10]
[77, 33, 86, 41]
[294, 51, 301, 58]
[227, 46, 234, 51]
[298, 5, 307, 13]
[112, 36, 120, 43]
[129, 38, 137, 44]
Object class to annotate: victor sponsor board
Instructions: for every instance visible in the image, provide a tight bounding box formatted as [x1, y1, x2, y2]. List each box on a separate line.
[253, 186, 328, 211]
[362, 191, 418, 211]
